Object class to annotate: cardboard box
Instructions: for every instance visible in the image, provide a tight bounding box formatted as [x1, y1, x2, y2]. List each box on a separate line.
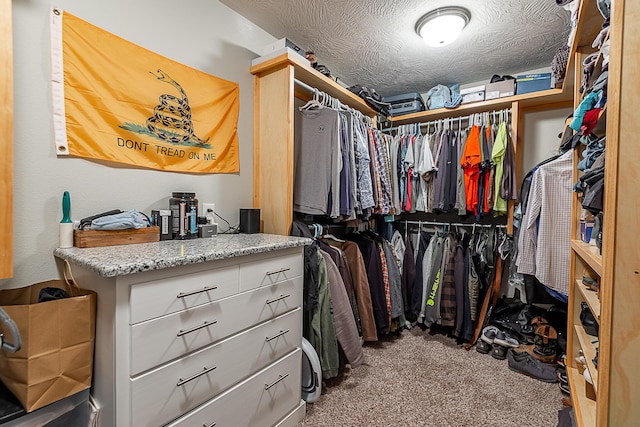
[516, 73, 552, 95]
[485, 79, 515, 100]
[460, 85, 485, 104]
[261, 38, 305, 57]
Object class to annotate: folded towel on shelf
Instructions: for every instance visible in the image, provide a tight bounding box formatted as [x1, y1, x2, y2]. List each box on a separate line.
[91, 209, 149, 230]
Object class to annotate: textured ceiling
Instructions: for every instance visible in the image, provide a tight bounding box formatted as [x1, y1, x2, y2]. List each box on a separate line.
[221, 0, 571, 97]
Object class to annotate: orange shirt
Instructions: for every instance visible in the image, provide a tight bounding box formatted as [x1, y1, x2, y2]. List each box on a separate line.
[460, 125, 482, 214]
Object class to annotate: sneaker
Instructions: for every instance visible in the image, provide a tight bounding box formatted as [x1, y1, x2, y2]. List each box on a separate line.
[559, 381, 571, 395]
[507, 349, 558, 383]
[494, 331, 519, 348]
[558, 370, 568, 384]
[491, 344, 508, 360]
[480, 326, 500, 344]
[476, 339, 492, 354]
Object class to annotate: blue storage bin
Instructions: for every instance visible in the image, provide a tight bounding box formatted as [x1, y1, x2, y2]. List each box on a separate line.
[516, 73, 552, 94]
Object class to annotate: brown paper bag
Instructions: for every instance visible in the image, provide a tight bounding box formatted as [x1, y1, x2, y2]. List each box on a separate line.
[0, 264, 96, 412]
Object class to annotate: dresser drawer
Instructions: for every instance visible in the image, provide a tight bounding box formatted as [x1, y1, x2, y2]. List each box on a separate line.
[130, 265, 239, 324]
[239, 251, 303, 292]
[131, 308, 301, 427]
[130, 276, 302, 375]
[166, 348, 302, 427]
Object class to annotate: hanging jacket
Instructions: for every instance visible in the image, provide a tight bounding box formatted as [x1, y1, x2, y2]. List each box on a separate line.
[309, 249, 339, 379]
[318, 250, 364, 369]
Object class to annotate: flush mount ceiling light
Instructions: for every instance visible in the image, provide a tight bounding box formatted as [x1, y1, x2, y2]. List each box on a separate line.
[415, 6, 471, 47]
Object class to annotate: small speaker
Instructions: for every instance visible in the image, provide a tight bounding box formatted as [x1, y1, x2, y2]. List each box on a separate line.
[239, 208, 260, 234]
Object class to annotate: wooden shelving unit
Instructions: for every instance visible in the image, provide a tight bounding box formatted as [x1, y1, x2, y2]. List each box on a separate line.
[571, 239, 603, 276]
[567, 0, 640, 426]
[388, 88, 572, 125]
[574, 324, 599, 391]
[250, 51, 379, 235]
[576, 279, 601, 321]
[568, 367, 597, 427]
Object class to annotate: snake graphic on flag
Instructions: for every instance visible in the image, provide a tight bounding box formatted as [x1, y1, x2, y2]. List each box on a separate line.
[146, 69, 209, 145]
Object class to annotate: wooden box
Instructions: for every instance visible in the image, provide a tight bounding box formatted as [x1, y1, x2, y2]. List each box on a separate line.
[73, 227, 160, 248]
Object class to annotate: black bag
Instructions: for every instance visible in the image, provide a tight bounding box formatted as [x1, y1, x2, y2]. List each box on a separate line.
[347, 85, 391, 116]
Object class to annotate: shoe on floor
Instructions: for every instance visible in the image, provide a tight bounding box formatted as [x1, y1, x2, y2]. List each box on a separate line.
[476, 339, 492, 354]
[507, 349, 558, 383]
[559, 380, 571, 395]
[534, 324, 558, 358]
[517, 344, 557, 364]
[491, 343, 508, 360]
[558, 370, 568, 384]
[481, 326, 500, 344]
[494, 330, 519, 348]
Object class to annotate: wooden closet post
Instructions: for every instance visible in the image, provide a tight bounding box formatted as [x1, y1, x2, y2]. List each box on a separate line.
[599, 0, 640, 423]
[253, 64, 295, 235]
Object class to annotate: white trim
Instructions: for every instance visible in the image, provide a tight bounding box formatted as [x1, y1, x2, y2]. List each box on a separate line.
[50, 7, 68, 156]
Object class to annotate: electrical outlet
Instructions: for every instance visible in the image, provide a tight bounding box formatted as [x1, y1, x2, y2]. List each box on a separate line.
[202, 203, 216, 223]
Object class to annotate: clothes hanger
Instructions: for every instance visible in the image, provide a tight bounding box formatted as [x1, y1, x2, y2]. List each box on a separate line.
[323, 233, 345, 243]
[299, 89, 323, 111]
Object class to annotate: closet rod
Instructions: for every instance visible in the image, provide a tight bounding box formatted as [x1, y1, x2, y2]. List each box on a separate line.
[294, 78, 316, 95]
[403, 220, 507, 229]
[382, 108, 511, 134]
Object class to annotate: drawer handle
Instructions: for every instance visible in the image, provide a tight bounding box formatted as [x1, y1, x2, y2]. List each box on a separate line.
[177, 320, 217, 337]
[264, 373, 289, 390]
[266, 294, 290, 305]
[177, 285, 218, 299]
[265, 329, 290, 342]
[177, 365, 217, 387]
[266, 267, 291, 276]
[203, 423, 216, 427]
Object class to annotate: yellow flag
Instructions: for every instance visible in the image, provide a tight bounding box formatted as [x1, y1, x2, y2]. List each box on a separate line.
[51, 10, 239, 173]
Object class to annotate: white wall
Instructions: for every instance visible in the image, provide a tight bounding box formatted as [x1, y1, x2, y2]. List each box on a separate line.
[522, 107, 572, 173]
[4, 0, 276, 287]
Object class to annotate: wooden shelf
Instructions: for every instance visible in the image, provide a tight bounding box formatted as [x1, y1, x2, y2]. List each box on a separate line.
[250, 51, 378, 116]
[569, 366, 597, 427]
[388, 88, 572, 124]
[575, 324, 599, 392]
[571, 239, 603, 276]
[576, 279, 601, 322]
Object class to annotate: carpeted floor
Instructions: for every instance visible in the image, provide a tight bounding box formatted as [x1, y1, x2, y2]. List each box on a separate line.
[299, 328, 563, 427]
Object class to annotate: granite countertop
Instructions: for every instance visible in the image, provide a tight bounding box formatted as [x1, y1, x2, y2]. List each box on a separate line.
[54, 233, 312, 277]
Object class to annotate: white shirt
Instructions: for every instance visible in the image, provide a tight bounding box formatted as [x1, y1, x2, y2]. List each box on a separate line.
[517, 150, 573, 294]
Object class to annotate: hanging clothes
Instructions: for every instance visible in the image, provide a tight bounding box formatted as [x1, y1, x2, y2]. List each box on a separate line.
[517, 150, 573, 295]
[340, 240, 378, 341]
[401, 234, 417, 321]
[318, 250, 364, 369]
[294, 107, 341, 216]
[354, 120, 376, 212]
[309, 248, 340, 379]
[491, 121, 509, 215]
[349, 233, 390, 333]
[461, 125, 482, 215]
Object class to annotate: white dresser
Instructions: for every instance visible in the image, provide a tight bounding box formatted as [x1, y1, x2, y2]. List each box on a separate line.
[54, 234, 310, 427]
